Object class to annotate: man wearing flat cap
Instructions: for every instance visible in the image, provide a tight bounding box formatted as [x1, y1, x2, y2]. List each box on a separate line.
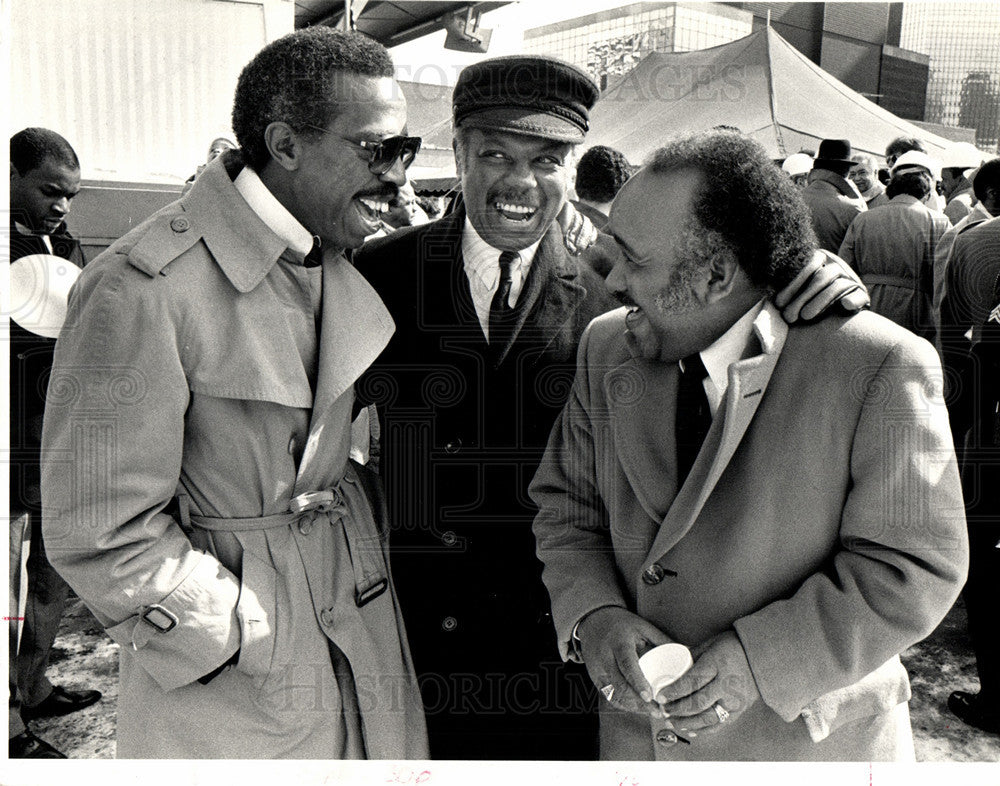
[801, 139, 868, 253]
[354, 56, 865, 760]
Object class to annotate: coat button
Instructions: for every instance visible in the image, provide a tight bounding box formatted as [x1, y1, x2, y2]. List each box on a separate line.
[444, 438, 462, 454]
[642, 563, 666, 585]
[288, 435, 298, 455]
[441, 616, 458, 632]
[170, 216, 190, 233]
[655, 728, 678, 745]
[320, 608, 335, 627]
[441, 530, 457, 546]
[298, 519, 313, 535]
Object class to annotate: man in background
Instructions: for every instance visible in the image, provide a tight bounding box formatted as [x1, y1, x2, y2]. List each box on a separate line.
[939, 216, 1000, 735]
[885, 136, 945, 212]
[940, 142, 983, 225]
[573, 144, 632, 233]
[838, 150, 950, 341]
[848, 153, 889, 210]
[9, 127, 100, 758]
[933, 158, 1000, 339]
[800, 138, 867, 253]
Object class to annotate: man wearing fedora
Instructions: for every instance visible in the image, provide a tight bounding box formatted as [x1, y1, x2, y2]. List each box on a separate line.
[801, 139, 868, 253]
[354, 57, 868, 760]
[8, 127, 100, 758]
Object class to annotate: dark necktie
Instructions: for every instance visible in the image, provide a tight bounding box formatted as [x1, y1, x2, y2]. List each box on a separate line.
[488, 250, 519, 354]
[303, 236, 323, 268]
[675, 353, 712, 487]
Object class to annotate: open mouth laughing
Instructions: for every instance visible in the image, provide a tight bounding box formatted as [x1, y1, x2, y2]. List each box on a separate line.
[353, 194, 393, 233]
[493, 201, 538, 222]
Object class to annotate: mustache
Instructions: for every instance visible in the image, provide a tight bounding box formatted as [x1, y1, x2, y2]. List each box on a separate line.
[355, 186, 398, 201]
[487, 189, 540, 208]
[615, 291, 637, 308]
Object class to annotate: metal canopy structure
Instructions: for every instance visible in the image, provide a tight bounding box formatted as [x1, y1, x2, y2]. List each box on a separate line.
[294, 1, 507, 48]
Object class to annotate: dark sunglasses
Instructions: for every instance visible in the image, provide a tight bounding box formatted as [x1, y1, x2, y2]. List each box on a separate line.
[357, 135, 422, 175]
[305, 124, 422, 175]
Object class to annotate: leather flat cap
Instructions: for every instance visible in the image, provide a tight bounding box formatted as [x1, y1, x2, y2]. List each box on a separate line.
[453, 55, 600, 142]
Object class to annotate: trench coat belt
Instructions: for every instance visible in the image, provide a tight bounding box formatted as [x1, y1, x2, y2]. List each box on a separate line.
[183, 467, 389, 608]
[861, 274, 919, 291]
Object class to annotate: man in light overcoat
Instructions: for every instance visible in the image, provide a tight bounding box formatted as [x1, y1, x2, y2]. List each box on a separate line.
[531, 130, 968, 761]
[40, 29, 428, 759]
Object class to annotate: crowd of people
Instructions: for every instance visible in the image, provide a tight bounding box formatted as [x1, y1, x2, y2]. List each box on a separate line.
[7, 25, 997, 761]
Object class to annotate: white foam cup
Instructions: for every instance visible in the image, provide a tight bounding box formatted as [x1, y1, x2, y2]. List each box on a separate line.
[638, 643, 693, 697]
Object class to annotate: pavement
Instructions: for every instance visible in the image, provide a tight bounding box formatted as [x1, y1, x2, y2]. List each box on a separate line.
[24, 596, 1000, 761]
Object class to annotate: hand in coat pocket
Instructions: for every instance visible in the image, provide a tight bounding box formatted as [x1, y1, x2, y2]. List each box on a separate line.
[656, 630, 762, 734]
[576, 606, 672, 718]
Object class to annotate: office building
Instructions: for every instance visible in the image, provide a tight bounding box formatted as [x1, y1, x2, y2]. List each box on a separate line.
[899, 2, 1000, 151]
[523, 2, 753, 88]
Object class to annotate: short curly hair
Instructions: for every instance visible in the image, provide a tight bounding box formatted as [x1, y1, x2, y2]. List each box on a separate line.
[10, 128, 79, 175]
[575, 145, 632, 203]
[885, 136, 926, 163]
[887, 170, 933, 200]
[647, 130, 817, 291]
[232, 28, 395, 171]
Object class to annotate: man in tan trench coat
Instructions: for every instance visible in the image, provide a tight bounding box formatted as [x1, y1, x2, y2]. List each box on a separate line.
[40, 28, 428, 758]
[530, 130, 968, 761]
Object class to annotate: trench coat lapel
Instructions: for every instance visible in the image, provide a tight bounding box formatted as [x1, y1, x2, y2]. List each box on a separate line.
[296, 250, 395, 490]
[639, 303, 788, 566]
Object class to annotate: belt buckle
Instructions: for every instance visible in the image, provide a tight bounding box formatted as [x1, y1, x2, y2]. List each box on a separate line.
[141, 604, 179, 633]
[289, 490, 336, 515]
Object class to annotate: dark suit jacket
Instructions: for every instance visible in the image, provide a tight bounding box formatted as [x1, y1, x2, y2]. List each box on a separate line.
[354, 206, 616, 758]
[9, 219, 84, 514]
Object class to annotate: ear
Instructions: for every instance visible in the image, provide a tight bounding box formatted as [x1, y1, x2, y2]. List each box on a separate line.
[703, 246, 741, 305]
[264, 121, 304, 172]
[452, 137, 465, 179]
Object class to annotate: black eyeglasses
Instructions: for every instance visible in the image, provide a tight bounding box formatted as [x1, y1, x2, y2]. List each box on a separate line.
[305, 125, 422, 175]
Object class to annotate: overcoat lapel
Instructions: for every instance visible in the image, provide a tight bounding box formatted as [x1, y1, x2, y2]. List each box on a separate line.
[494, 226, 588, 364]
[296, 250, 395, 490]
[421, 207, 588, 363]
[605, 358, 683, 525]
[630, 304, 788, 570]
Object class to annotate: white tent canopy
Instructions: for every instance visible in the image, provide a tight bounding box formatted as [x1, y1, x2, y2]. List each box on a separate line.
[586, 27, 953, 164]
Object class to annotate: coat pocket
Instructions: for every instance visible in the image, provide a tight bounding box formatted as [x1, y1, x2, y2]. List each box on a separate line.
[234, 541, 278, 679]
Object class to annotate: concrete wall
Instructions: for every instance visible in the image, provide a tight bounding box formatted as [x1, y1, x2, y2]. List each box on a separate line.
[9, 0, 293, 185]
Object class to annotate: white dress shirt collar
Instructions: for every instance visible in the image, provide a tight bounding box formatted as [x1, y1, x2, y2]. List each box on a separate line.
[693, 299, 765, 415]
[234, 166, 314, 258]
[462, 218, 541, 292]
[461, 218, 543, 337]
